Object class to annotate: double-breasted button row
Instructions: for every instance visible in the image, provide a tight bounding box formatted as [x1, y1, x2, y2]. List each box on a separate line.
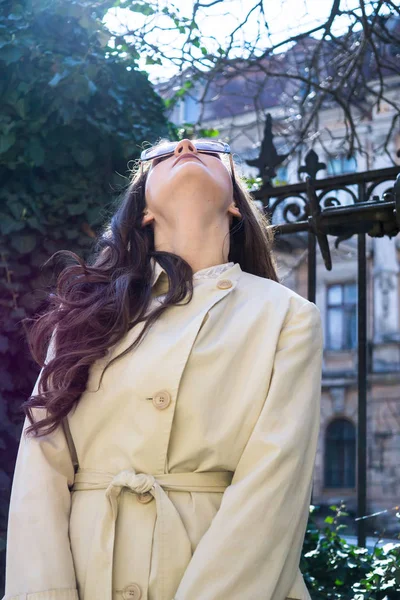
[121, 582, 142, 599]
[217, 279, 233, 290]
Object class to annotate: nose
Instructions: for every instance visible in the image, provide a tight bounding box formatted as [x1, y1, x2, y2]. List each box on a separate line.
[174, 139, 198, 157]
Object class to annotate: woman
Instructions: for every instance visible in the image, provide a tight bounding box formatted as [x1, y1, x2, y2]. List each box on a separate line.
[3, 138, 323, 600]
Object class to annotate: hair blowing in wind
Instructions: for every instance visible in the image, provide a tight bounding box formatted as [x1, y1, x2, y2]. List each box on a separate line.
[22, 139, 279, 438]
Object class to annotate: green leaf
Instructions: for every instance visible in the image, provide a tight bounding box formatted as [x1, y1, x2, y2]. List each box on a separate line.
[63, 57, 83, 67]
[0, 44, 25, 64]
[62, 74, 91, 102]
[58, 2, 86, 20]
[26, 137, 45, 166]
[0, 213, 24, 235]
[73, 148, 95, 167]
[109, 88, 123, 106]
[48, 70, 69, 87]
[199, 128, 220, 138]
[66, 203, 87, 216]
[10, 234, 37, 254]
[8, 200, 26, 220]
[200, 47, 208, 56]
[97, 30, 110, 47]
[65, 229, 80, 239]
[130, 3, 155, 16]
[86, 207, 101, 224]
[145, 55, 162, 65]
[175, 83, 193, 98]
[14, 97, 27, 119]
[325, 516, 335, 524]
[0, 132, 16, 154]
[78, 14, 93, 30]
[88, 79, 98, 95]
[26, 216, 45, 233]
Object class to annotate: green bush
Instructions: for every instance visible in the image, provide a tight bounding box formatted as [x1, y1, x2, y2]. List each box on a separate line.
[302, 502, 400, 599]
[0, 0, 177, 592]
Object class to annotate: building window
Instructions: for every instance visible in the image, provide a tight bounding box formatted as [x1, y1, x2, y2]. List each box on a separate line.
[324, 418, 356, 488]
[327, 282, 357, 350]
[327, 155, 357, 175]
[183, 93, 199, 123]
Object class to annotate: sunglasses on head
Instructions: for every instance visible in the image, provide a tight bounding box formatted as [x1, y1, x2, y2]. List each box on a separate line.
[139, 140, 235, 180]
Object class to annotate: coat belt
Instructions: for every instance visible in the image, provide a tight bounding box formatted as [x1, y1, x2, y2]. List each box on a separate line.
[71, 468, 233, 600]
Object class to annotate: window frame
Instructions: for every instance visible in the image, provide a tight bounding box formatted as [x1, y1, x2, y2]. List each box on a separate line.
[326, 281, 358, 350]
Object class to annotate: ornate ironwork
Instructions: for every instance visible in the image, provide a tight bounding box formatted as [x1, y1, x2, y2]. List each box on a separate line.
[245, 112, 288, 187]
[249, 114, 400, 549]
[252, 163, 400, 271]
[298, 149, 327, 180]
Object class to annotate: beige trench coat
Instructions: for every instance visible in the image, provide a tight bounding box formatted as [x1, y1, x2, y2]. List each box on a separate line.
[3, 257, 323, 600]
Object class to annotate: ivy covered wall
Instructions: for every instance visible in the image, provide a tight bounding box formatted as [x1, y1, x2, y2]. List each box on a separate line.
[0, 1, 176, 587]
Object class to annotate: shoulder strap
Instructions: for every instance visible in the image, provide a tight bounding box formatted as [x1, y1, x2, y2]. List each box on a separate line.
[47, 327, 79, 473]
[62, 416, 79, 473]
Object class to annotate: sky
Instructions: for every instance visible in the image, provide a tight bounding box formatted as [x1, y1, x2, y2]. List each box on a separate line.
[103, 0, 366, 84]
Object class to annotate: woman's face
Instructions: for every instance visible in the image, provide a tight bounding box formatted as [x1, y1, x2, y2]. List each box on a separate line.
[142, 139, 240, 228]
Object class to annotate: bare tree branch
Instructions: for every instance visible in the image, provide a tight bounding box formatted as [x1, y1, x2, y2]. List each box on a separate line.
[105, 0, 400, 162]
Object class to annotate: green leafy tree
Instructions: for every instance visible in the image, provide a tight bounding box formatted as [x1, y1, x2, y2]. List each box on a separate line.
[0, 1, 176, 589]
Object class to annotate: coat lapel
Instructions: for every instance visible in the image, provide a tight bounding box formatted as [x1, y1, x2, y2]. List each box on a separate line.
[103, 256, 244, 481]
[143, 257, 244, 478]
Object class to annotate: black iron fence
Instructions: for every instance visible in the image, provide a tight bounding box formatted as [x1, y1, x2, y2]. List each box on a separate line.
[247, 117, 400, 547]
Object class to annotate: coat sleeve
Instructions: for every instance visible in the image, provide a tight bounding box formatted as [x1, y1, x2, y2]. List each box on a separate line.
[173, 299, 324, 600]
[2, 331, 79, 600]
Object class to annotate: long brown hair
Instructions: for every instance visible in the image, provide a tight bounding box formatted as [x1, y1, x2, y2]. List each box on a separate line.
[22, 138, 279, 438]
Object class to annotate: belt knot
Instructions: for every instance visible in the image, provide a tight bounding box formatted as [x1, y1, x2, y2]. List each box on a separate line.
[106, 468, 155, 502]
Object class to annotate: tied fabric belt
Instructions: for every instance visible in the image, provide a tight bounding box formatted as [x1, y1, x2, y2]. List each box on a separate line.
[71, 468, 233, 600]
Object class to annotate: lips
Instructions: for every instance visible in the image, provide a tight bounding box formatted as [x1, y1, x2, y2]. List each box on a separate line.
[174, 154, 201, 166]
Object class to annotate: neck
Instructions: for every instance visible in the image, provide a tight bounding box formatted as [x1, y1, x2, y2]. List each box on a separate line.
[153, 212, 231, 273]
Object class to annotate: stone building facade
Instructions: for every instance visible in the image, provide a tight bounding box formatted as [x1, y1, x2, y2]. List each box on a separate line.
[155, 56, 400, 537]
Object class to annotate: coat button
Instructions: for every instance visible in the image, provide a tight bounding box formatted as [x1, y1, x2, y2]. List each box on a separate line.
[217, 279, 233, 289]
[152, 390, 171, 410]
[122, 583, 142, 599]
[137, 492, 154, 504]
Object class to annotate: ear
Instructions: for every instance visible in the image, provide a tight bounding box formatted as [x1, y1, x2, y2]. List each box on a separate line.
[227, 201, 242, 221]
[141, 209, 155, 228]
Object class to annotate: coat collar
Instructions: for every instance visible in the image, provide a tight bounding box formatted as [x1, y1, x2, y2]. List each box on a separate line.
[150, 256, 243, 296]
